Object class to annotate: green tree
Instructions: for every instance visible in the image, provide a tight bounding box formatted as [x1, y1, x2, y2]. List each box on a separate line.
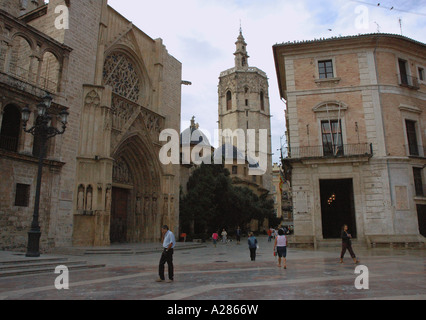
[180, 163, 232, 236]
[180, 163, 277, 238]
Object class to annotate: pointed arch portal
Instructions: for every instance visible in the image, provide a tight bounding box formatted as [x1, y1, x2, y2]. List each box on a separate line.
[111, 133, 162, 243]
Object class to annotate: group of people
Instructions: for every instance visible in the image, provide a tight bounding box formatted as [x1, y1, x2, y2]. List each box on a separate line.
[267, 226, 293, 242]
[156, 224, 360, 283]
[211, 227, 242, 247]
[247, 228, 288, 269]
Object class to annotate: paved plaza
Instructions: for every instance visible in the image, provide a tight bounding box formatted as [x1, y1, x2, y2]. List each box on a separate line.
[0, 236, 425, 301]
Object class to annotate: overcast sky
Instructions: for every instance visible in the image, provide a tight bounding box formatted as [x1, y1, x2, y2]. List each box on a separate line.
[108, 0, 426, 163]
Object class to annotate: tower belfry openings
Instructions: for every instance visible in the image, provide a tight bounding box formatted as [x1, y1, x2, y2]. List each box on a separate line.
[234, 28, 249, 69]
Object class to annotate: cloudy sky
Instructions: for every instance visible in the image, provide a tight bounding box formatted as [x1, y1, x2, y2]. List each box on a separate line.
[108, 0, 426, 163]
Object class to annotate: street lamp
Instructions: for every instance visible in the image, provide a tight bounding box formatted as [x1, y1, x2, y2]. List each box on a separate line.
[22, 93, 69, 258]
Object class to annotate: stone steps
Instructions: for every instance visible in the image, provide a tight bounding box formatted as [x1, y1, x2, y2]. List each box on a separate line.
[316, 239, 366, 248]
[84, 248, 134, 255]
[83, 244, 207, 256]
[0, 257, 105, 278]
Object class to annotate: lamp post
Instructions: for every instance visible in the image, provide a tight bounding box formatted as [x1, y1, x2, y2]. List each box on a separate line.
[21, 93, 69, 258]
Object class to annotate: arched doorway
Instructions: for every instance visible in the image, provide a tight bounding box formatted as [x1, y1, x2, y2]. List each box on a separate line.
[0, 104, 21, 152]
[111, 133, 162, 243]
[103, 48, 163, 243]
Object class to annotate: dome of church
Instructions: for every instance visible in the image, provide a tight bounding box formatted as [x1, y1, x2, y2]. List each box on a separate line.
[181, 117, 211, 147]
[214, 143, 260, 168]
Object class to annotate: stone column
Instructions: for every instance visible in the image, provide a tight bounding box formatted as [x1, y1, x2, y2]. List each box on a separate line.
[0, 99, 4, 133]
[57, 54, 69, 94]
[35, 57, 43, 88]
[28, 54, 38, 84]
[3, 43, 13, 74]
[143, 194, 151, 241]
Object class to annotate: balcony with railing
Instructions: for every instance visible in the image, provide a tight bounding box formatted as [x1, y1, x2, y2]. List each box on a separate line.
[0, 135, 19, 152]
[0, 9, 72, 95]
[288, 143, 373, 160]
[405, 144, 426, 158]
[397, 74, 420, 90]
[6, 63, 58, 93]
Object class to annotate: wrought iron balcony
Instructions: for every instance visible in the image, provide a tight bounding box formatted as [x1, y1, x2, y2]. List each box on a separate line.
[397, 74, 420, 90]
[0, 135, 19, 152]
[288, 143, 373, 160]
[405, 144, 426, 158]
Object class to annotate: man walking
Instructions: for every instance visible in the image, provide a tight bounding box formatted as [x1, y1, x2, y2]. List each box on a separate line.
[236, 227, 241, 245]
[157, 225, 176, 283]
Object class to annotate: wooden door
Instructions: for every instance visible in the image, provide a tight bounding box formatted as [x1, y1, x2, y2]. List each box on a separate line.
[110, 188, 129, 243]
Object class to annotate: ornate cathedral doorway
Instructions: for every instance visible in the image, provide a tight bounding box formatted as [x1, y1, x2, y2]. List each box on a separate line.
[104, 49, 165, 244]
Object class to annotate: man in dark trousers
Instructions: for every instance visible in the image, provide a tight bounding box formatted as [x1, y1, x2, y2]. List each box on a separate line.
[156, 225, 176, 283]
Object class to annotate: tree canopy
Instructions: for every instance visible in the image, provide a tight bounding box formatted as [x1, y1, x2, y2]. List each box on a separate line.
[180, 162, 277, 238]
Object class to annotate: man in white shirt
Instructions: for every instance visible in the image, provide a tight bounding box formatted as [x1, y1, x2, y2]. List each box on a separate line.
[157, 225, 176, 283]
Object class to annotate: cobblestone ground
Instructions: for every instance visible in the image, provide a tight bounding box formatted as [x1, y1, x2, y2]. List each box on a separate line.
[0, 237, 425, 301]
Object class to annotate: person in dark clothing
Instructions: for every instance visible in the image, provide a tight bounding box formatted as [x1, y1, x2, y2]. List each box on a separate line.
[248, 232, 258, 261]
[236, 227, 241, 245]
[340, 224, 360, 264]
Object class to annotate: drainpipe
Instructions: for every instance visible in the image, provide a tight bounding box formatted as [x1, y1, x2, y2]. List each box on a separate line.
[373, 36, 395, 235]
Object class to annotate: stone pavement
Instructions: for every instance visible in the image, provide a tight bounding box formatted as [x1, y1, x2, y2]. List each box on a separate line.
[0, 236, 425, 300]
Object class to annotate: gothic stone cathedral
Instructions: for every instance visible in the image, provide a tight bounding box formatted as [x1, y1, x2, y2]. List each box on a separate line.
[0, 0, 181, 250]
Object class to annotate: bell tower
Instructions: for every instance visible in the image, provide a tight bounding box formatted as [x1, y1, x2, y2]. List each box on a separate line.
[218, 29, 273, 193]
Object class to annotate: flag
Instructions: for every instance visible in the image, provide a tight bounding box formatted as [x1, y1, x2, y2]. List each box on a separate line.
[279, 172, 285, 194]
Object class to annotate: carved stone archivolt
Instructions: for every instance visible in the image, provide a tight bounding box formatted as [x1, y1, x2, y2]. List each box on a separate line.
[113, 157, 132, 185]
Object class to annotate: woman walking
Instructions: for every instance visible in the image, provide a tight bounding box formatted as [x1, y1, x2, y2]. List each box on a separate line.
[340, 225, 360, 264]
[248, 232, 258, 261]
[274, 229, 288, 269]
[221, 228, 228, 244]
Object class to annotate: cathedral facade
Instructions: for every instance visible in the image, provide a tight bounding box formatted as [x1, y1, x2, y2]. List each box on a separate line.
[0, 0, 181, 251]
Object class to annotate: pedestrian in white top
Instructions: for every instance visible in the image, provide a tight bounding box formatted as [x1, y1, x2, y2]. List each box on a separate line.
[221, 229, 227, 244]
[274, 229, 288, 269]
[156, 225, 176, 283]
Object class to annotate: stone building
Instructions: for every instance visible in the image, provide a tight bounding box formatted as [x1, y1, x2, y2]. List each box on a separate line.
[0, 0, 182, 251]
[271, 163, 283, 218]
[271, 163, 293, 229]
[218, 29, 273, 196]
[273, 34, 426, 247]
